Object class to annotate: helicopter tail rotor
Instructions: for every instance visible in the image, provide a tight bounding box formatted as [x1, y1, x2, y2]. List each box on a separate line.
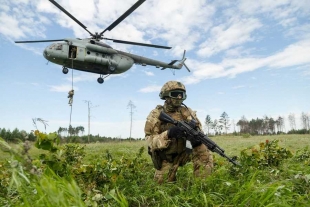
[176, 50, 190, 72]
[161, 50, 190, 72]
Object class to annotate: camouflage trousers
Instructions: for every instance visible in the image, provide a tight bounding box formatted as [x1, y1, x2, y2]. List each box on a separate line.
[154, 144, 213, 184]
[68, 98, 73, 106]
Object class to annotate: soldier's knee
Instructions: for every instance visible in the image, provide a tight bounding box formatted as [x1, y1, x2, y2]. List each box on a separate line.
[194, 163, 212, 178]
[154, 172, 164, 184]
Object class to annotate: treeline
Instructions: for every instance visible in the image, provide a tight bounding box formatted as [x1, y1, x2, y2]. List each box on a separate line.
[235, 115, 285, 135]
[0, 128, 36, 142]
[0, 127, 142, 143]
[205, 111, 310, 135]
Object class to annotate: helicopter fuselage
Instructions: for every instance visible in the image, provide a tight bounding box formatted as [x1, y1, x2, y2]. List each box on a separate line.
[43, 38, 134, 75]
[16, 0, 189, 84]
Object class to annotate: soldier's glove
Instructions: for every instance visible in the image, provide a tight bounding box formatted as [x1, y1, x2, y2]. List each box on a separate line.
[167, 126, 184, 139]
[189, 136, 202, 148]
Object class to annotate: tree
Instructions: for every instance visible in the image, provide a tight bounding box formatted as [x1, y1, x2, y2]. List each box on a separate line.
[231, 119, 236, 133]
[80, 126, 85, 136]
[301, 112, 310, 130]
[288, 113, 296, 130]
[262, 115, 270, 134]
[219, 112, 230, 134]
[11, 128, 22, 141]
[57, 127, 63, 136]
[0, 128, 7, 139]
[68, 125, 74, 136]
[276, 116, 285, 133]
[237, 116, 248, 133]
[62, 127, 68, 137]
[204, 115, 212, 135]
[268, 117, 276, 134]
[211, 119, 219, 135]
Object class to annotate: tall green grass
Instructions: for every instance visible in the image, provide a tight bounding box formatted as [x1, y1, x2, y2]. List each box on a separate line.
[1, 134, 310, 206]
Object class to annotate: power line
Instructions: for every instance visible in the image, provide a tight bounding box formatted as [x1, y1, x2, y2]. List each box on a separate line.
[83, 100, 99, 143]
[127, 100, 136, 139]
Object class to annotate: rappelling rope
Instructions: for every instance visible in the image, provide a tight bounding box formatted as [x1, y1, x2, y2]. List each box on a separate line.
[69, 50, 74, 129]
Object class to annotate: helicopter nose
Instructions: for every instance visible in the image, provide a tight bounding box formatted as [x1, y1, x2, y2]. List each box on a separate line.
[43, 48, 49, 59]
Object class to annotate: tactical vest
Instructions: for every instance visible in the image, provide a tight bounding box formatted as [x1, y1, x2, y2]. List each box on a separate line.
[158, 105, 194, 155]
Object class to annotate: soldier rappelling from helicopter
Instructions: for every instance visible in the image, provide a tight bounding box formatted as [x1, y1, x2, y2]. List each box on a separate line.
[68, 89, 74, 106]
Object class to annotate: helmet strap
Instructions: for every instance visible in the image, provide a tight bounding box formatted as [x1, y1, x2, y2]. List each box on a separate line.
[181, 103, 196, 120]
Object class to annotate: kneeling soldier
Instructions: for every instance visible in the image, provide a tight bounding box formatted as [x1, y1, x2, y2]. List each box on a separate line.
[144, 81, 213, 184]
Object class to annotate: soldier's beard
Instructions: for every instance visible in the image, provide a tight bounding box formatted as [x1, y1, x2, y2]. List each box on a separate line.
[166, 98, 183, 112]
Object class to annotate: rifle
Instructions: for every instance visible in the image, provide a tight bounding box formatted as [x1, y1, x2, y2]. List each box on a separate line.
[159, 111, 241, 166]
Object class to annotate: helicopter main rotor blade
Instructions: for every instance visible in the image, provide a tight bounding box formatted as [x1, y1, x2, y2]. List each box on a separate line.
[49, 0, 94, 36]
[104, 38, 171, 49]
[183, 63, 191, 72]
[100, 0, 145, 35]
[15, 39, 65, 43]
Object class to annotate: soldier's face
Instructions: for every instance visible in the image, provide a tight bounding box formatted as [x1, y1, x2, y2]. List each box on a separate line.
[168, 97, 183, 107]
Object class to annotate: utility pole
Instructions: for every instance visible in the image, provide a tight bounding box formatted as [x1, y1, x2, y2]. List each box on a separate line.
[83, 100, 98, 143]
[127, 100, 136, 140]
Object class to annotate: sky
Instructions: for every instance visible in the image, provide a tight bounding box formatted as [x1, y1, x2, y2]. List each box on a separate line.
[0, 0, 309, 138]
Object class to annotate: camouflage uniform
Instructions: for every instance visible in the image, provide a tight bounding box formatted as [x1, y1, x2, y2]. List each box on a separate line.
[68, 89, 74, 106]
[144, 81, 213, 184]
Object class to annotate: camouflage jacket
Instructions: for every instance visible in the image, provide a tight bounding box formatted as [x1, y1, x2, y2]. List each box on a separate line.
[144, 103, 203, 154]
[68, 90, 74, 98]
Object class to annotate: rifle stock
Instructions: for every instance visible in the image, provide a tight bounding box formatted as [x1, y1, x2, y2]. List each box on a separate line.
[159, 111, 241, 166]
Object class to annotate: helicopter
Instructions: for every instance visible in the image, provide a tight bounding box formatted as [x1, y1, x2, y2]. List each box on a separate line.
[15, 0, 190, 84]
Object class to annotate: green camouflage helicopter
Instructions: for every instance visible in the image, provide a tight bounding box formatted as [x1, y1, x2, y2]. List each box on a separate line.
[15, 0, 190, 84]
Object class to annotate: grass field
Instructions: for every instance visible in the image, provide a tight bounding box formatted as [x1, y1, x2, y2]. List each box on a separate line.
[82, 134, 310, 161]
[1, 134, 310, 206]
[1, 134, 308, 161]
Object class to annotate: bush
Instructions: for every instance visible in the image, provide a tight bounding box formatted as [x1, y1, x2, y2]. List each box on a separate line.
[240, 139, 293, 168]
[242, 133, 251, 138]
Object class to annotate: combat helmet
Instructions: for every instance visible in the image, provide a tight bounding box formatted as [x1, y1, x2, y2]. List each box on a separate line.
[159, 81, 187, 100]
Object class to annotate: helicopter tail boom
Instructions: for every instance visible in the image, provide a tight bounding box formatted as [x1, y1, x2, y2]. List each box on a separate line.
[162, 50, 190, 72]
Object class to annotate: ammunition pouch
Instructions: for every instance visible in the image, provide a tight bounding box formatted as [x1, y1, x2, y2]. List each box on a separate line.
[148, 147, 178, 170]
[148, 147, 163, 170]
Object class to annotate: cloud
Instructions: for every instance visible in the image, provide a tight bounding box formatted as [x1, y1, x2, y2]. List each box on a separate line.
[238, 0, 310, 18]
[31, 82, 39, 86]
[138, 85, 161, 93]
[233, 85, 245, 89]
[49, 84, 78, 92]
[143, 70, 154, 76]
[15, 43, 44, 55]
[197, 18, 262, 58]
[182, 39, 310, 85]
[266, 39, 310, 68]
[0, 12, 25, 39]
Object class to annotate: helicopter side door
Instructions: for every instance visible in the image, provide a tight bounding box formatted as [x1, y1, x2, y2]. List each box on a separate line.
[68, 45, 85, 60]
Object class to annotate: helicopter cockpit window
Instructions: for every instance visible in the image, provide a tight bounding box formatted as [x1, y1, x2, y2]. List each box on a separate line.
[49, 43, 56, 49]
[55, 43, 62, 50]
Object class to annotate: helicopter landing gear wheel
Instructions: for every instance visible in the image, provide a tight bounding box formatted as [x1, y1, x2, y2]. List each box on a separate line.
[62, 67, 69, 74]
[97, 77, 104, 84]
